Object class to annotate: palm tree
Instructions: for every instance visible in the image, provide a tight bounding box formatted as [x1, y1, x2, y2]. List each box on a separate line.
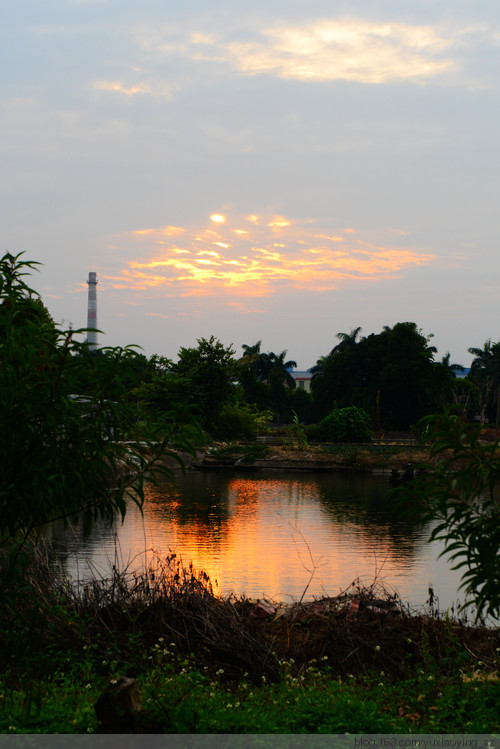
[310, 354, 329, 379]
[309, 328, 362, 381]
[334, 327, 362, 349]
[468, 339, 500, 424]
[241, 340, 262, 358]
[239, 340, 268, 380]
[440, 352, 465, 378]
[267, 350, 297, 390]
[240, 343, 297, 386]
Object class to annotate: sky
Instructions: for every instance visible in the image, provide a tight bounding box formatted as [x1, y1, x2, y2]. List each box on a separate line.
[2, 0, 500, 369]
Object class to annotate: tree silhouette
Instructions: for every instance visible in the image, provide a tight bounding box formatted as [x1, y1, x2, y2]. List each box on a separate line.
[311, 322, 450, 429]
[334, 326, 363, 351]
[468, 339, 500, 424]
[441, 352, 465, 377]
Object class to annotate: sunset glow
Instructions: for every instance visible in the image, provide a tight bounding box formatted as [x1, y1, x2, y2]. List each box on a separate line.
[111, 211, 435, 299]
[6, 0, 496, 369]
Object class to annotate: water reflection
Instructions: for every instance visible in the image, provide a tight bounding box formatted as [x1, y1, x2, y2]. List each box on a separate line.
[50, 470, 465, 612]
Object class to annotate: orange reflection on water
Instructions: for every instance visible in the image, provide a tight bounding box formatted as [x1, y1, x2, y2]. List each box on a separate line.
[132, 476, 424, 601]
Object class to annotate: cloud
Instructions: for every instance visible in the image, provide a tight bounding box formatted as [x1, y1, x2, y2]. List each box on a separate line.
[93, 79, 177, 98]
[108, 212, 435, 299]
[223, 21, 457, 83]
[83, 17, 500, 104]
[130, 18, 488, 87]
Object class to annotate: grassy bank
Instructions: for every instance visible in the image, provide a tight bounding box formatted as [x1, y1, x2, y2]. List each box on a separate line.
[1, 552, 499, 734]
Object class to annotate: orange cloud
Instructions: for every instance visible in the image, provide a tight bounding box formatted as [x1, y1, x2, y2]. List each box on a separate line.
[111, 211, 435, 298]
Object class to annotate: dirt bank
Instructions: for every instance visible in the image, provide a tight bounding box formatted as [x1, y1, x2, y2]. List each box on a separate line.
[194, 441, 431, 475]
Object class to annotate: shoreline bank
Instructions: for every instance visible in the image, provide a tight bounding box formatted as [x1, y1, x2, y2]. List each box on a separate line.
[189, 441, 430, 476]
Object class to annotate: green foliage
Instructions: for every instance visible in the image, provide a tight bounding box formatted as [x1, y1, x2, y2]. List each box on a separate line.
[133, 337, 240, 439]
[140, 336, 299, 438]
[286, 387, 314, 425]
[236, 363, 271, 411]
[394, 411, 500, 621]
[213, 402, 273, 441]
[2, 651, 500, 734]
[2, 542, 499, 734]
[174, 336, 237, 428]
[135, 371, 199, 422]
[313, 406, 372, 443]
[207, 442, 271, 462]
[0, 252, 194, 568]
[238, 342, 298, 423]
[281, 410, 308, 450]
[311, 322, 454, 429]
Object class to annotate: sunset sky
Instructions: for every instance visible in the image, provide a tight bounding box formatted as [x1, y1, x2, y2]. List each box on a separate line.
[3, 0, 499, 368]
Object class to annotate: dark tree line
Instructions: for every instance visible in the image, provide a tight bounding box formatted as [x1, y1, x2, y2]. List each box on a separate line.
[310, 323, 454, 431]
[5, 246, 499, 446]
[122, 326, 500, 435]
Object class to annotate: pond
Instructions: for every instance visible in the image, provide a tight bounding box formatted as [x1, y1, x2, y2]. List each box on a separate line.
[46, 470, 469, 614]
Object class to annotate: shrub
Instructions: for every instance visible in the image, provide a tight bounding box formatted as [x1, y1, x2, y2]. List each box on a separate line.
[394, 411, 500, 622]
[212, 402, 273, 440]
[313, 406, 372, 443]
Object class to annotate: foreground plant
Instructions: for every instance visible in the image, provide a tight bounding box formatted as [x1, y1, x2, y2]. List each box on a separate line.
[0, 252, 198, 645]
[1, 252, 200, 537]
[394, 411, 500, 621]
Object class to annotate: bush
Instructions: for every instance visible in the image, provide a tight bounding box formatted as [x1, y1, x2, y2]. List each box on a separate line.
[394, 411, 500, 622]
[313, 406, 372, 443]
[212, 402, 273, 440]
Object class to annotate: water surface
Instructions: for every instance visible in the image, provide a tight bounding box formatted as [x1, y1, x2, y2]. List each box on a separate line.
[48, 470, 467, 613]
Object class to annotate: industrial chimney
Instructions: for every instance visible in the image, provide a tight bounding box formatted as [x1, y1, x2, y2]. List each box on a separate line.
[86, 271, 98, 350]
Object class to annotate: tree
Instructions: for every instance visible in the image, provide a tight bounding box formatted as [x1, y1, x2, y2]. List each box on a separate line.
[309, 354, 329, 380]
[238, 343, 298, 422]
[311, 322, 454, 430]
[173, 336, 238, 432]
[240, 340, 264, 375]
[0, 253, 191, 558]
[440, 352, 465, 378]
[286, 387, 315, 425]
[264, 350, 297, 423]
[237, 342, 271, 411]
[310, 328, 363, 380]
[266, 350, 297, 390]
[374, 322, 443, 429]
[334, 326, 363, 351]
[468, 339, 500, 425]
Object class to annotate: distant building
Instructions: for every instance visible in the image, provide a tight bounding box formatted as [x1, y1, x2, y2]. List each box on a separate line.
[290, 370, 313, 392]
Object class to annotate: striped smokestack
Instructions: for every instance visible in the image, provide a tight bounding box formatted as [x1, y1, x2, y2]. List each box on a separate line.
[86, 271, 98, 350]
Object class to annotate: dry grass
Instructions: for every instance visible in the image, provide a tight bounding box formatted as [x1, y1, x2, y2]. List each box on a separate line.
[240, 583, 500, 680]
[6, 548, 499, 686]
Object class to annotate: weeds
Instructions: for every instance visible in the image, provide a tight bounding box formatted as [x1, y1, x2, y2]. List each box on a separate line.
[1, 548, 499, 733]
[205, 442, 270, 463]
[2, 653, 499, 734]
[281, 411, 308, 451]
